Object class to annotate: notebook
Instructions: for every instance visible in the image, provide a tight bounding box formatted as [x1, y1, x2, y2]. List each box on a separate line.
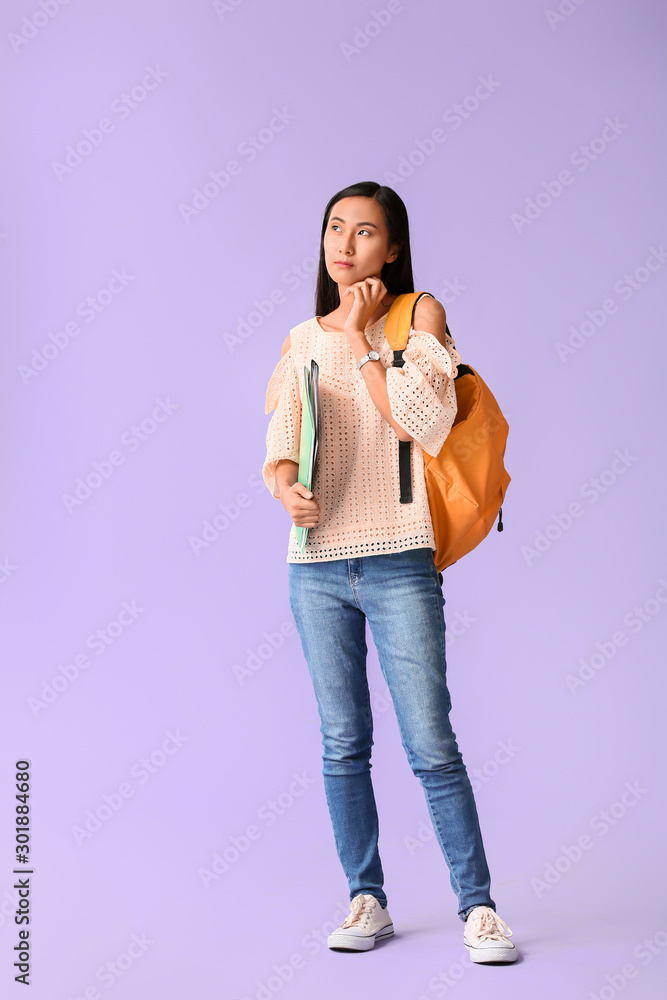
[295, 359, 320, 551]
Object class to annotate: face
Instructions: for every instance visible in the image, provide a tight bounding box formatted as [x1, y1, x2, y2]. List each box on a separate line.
[323, 196, 399, 288]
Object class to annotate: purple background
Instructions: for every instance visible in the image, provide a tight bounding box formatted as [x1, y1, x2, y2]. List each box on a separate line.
[3, 1, 667, 997]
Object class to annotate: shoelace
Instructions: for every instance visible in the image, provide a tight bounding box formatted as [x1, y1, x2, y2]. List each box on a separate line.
[341, 894, 376, 929]
[468, 906, 513, 941]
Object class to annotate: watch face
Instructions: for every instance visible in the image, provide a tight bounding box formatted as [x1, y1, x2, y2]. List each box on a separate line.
[358, 350, 380, 369]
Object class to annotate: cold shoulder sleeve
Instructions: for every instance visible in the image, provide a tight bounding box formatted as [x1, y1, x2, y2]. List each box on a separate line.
[384, 328, 461, 458]
[262, 346, 302, 498]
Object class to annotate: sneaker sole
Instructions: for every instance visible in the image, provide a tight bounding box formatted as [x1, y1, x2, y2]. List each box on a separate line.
[327, 924, 394, 952]
[464, 940, 518, 963]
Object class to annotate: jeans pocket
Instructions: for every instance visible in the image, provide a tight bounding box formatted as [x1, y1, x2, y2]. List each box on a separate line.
[426, 549, 445, 597]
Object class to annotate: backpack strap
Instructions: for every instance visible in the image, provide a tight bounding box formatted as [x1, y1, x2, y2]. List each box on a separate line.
[385, 292, 435, 504]
[384, 291, 433, 352]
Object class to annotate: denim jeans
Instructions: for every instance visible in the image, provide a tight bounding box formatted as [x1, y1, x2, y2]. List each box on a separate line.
[288, 546, 496, 923]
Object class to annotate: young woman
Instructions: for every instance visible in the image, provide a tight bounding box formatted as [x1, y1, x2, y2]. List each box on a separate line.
[262, 181, 518, 965]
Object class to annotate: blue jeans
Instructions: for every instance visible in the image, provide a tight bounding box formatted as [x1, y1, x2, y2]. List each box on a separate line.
[288, 546, 496, 923]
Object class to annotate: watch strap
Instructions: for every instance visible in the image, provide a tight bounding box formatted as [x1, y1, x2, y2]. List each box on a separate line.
[357, 350, 380, 370]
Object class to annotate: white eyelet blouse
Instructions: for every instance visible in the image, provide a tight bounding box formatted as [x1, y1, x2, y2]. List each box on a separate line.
[262, 312, 461, 563]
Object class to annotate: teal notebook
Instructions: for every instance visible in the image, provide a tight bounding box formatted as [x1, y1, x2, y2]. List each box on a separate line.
[295, 359, 320, 551]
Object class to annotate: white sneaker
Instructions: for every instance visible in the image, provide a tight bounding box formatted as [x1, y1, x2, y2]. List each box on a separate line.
[463, 905, 518, 963]
[327, 894, 394, 951]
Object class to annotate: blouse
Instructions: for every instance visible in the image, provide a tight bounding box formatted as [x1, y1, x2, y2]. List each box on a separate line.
[262, 312, 461, 563]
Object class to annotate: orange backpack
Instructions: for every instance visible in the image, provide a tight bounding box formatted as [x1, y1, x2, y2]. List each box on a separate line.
[384, 292, 511, 576]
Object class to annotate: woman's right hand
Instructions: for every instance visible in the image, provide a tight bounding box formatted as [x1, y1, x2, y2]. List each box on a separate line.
[280, 482, 320, 527]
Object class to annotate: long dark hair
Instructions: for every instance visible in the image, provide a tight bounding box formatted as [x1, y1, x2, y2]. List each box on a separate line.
[314, 181, 415, 317]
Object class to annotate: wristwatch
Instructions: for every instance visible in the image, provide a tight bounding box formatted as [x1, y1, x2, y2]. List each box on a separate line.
[357, 350, 380, 370]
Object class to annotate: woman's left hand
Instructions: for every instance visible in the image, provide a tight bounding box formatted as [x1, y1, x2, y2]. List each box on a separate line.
[342, 277, 388, 340]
